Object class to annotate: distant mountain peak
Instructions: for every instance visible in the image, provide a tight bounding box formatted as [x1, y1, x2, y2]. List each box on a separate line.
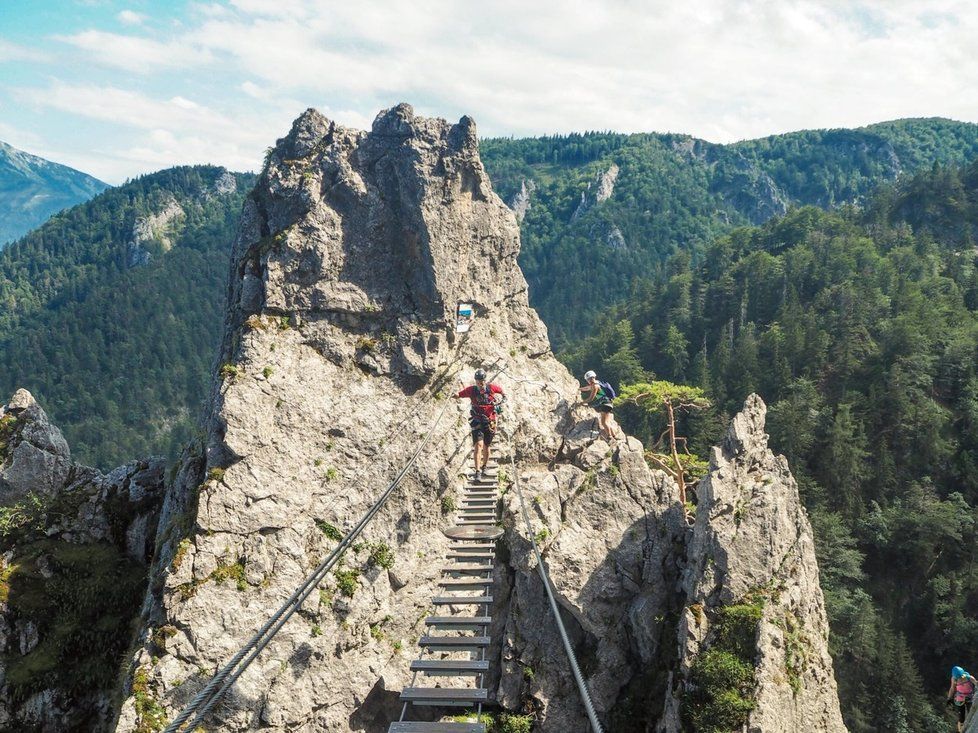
[0, 140, 108, 247]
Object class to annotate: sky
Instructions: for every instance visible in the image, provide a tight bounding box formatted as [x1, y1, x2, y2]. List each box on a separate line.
[2, 0, 977, 184]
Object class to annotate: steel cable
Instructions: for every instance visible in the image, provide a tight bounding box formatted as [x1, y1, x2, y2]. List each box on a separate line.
[498, 371, 605, 733]
[163, 336, 486, 732]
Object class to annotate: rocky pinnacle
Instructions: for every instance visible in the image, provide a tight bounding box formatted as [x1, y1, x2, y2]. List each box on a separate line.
[113, 106, 847, 732]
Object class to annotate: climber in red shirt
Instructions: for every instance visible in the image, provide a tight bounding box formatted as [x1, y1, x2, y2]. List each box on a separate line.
[454, 368, 505, 480]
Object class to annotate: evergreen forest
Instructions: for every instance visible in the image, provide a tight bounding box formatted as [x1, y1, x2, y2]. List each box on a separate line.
[561, 159, 978, 732]
[482, 117, 978, 344]
[0, 166, 253, 467]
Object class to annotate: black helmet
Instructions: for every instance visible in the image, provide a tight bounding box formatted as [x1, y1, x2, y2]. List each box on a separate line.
[474, 369, 487, 381]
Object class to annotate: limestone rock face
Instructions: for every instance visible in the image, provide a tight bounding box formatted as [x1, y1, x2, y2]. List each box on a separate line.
[115, 106, 846, 733]
[657, 394, 847, 733]
[570, 163, 619, 222]
[595, 163, 619, 203]
[0, 390, 166, 731]
[497, 434, 685, 731]
[0, 388, 71, 504]
[508, 178, 535, 223]
[965, 706, 978, 733]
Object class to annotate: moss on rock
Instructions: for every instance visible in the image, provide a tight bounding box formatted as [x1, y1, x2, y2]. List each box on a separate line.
[2, 539, 146, 702]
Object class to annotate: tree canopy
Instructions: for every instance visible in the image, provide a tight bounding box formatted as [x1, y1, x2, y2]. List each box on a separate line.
[560, 159, 978, 731]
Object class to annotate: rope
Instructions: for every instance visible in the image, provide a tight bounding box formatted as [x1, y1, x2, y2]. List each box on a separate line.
[499, 373, 605, 733]
[163, 349, 477, 732]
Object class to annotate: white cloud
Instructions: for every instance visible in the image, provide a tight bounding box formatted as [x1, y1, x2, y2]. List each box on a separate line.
[177, 0, 978, 140]
[0, 39, 50, 63]
[117, 9, 146, 25]
[17, 82, 233, 132]
[54, 29, 212, 72]
[18, 0, 978, 181]
[12, 81, 300, 181]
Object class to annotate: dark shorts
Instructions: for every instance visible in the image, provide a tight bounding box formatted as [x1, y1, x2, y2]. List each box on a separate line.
[958, 701, 972, 723]
[471, 423, 495, 446]
[594, 404, 613, 414]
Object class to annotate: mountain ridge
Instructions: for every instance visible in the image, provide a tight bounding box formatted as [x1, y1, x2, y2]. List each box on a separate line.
[481, 116, 978, 341]
[0, 165, 255, 467]
[0, 140, 108, 246]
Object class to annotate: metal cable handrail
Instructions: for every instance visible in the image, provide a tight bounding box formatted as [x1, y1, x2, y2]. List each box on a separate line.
[162, 338, 487, 732]
[499, 371, 604, 733]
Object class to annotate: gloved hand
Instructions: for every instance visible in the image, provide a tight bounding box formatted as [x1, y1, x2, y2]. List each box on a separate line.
[947, 697, 955, 707]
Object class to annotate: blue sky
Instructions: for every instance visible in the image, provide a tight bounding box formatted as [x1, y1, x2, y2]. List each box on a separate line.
[2, 0, 977, 184]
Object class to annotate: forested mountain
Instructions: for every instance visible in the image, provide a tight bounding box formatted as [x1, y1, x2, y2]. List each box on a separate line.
[561, 160, 978, 732]
[482, 118, 978, 343]
[0, 141, 108, 247]
[7, 118, 978, 477]
[0, 166, 253, 467]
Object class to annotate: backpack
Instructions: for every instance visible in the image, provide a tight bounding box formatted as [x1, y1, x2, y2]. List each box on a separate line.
[955, 677, 976, 703]
[471, 384, 495, 406]
[469, 384, 497, 425]
[598, 380, 616, 400]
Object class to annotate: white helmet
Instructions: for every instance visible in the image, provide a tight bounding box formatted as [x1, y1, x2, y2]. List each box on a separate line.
[584, 370, 597, 380]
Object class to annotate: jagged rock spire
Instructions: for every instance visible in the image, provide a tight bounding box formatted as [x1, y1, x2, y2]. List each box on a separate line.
[0, 388, 71, 504]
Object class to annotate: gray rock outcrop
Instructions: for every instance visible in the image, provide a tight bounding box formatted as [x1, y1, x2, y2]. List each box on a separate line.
[113, 106, 847, 732]
[605, 224, 627, 250]
[657, 394, 847, 733]
[0, 389, 166, 731]
[595, 164, 619, 203]
[125, 194, 186, 267]
[0, 388, 71, 504]
[571, 163, 619, 222]
[964, 705, 978, 733]
[117, 103, 596, 733]
[509, 178, 535, 223]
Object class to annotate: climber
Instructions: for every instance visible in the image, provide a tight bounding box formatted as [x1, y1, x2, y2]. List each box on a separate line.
[579, 370, 620, 441]
[948, 666, 976, 732]
[454, 368, 505, 480]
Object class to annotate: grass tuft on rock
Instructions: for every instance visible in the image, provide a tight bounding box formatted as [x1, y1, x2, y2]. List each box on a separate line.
[367, 542, 395, 569]
[335, 568, 360, 597]
[316, 519, 343, 541]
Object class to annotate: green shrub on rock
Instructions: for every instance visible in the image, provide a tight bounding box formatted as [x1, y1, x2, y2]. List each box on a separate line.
[368, 542, 395, 569]
[681, 600, 763, 733]
[497, 714, 534, 733]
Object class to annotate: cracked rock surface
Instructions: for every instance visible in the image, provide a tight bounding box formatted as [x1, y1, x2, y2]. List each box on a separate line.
[0, 388, 71, 504]
[656, 394, 847, 733]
